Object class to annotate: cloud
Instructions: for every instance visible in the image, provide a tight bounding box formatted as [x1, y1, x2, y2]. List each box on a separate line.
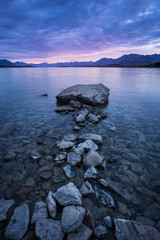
[0, 0, 160, 61]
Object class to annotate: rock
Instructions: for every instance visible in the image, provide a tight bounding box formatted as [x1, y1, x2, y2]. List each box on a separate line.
[41, 93, 48, 96]
[31, 201, 48, 224]
[136, 217, 155, 227]
[55, 105, 75, 113]
[114, 219, 160, 240]
[56, 84, 110, 106]
[73, 125, 81, 131]
[61, 205, 85, 233]
[84, 166, 98, 179]
[54, 153, 66, 165]
[0, 122, 16, 137]
[57, 139, 74, 150]
[118, 201, 132, 216]
[78, 140, 98, 151]
[29, 150, 41, 163]
[76, 114, 85, 123]
[78, 133, 103, 144]
[25, 176, 35, 187]
[83, 150, 104, 167]
[47, 191, 56, 219]
[88, 113, 99, 123]
[98, 179, 108, 188]
[40, 171, 52, 179]
[53, 167, 66, 183]
[80, 181, 95, 196]
[104, 216, 112, 228]
[5, 204, 29, 240]
[53, 182, 82, 206]
[0, 199, 15, 221]
[69, 100, 82, 108]
[94, 225, 107, 238]
[64, 134, 77, 141]
[67, 224, 93, 240]
[36, 218, 63, 240]
[67, 152, 81, 166]
[5, 151, 16, 161]
[73, 146, 85, 155]
[79, 109, 89, 117]
[94, 186, 114, 207]
[110, 126, 116, 132]
[143, 203, 160, 221]
[63, 165, 78, 179]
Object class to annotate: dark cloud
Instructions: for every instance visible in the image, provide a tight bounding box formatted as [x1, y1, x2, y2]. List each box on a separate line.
[0, 0, 159, 60]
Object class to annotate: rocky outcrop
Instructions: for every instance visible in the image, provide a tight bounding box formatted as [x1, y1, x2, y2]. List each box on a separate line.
[114, 219, 160, 240]
[5, 204, 29, 240]
[56, 84, 110, 106]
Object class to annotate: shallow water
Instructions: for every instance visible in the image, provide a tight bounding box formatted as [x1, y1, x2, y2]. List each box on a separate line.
[0, 67, 160, 233]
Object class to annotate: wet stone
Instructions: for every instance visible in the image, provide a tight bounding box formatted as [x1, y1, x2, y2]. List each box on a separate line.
[5, 204, 30, 240]
[83, 150, 104, 167]
[104, 216, 112, 228]
[94, 225, 107, 238]
[73, 146, 85, 155]
[47, 191, 56, 219]
[0, 199, 15, 221]
[78, 133, 103, 144]
[73, 125, 81, 131]
[29, 150, 41, 163]
[76, 114, 85, 123]
[67, 224, 93, 240]
[69, 100, 82, 108]
[31, 201, 48, 224]
[0, 122, 16, 137]
[94, 186, 115, 208]
[80, 181, 95, 196]
[143, 202, 160, 221]
[63, 164, 78, 179]
[84, 166, 98, 179]
[67, 152, 81, 166]
[57, 139, 74, 150]
[98, 179, 108, 188]
[5, 151, 16, 161]
[54, 153, 66, 165]
[55, 105, 75, 113]
[88, 113, 99, 123]
[78, 139, 98, 151]
[63, 134, 77, 142]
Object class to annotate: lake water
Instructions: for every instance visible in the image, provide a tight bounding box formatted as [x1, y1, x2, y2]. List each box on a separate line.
[0, 67, 160, 234]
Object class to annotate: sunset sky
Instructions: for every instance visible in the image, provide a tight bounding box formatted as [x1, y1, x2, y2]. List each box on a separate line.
[0, 0, 160, 63]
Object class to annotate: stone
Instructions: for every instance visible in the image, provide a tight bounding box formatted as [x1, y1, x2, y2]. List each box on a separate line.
[73, 125, 81, 131]
[78, 139, 98, 151]
[143, 203, 160, 221]
[53, 182, 82, 206]
[0, 122, 16, 137]
[98, 179, 108, 188]
[78, 133, 103, 144]
[57, 139, 74, 150]
[104, 216, 112, 228]
[5, 151, 16, 161]
[25, 176, 35, 187]
[31, 201, 48, 224]
[136, 217, 155, 227]
[67, 224, 93, 240]
[36, 218, 63, 240]
[47, 191, 56, 219]
[5, 204, 29, 240]
[67, 152, 81, 166]
[110, 126, 116, 132]
[63, 134, 77, 141]
[54, 153, 66, 165]
[79, 109, 89, 117]
[69, 100, 82, 108]
[29, 150, 41, 163]
[0, 199, 15, 221]
[80, 181, 95, 196]
[114, 219, 160, 240]
[55, 105, 75, 113]
[84, 166, 98, 179]
[118, 201, 132, 216]
[63, 165, 78, 179]
[94, 225, 107, 238]
[76, 114, 85, 123]
[83, 150, 104, 167]
[94, 186, 115, 207]
[56, 84, 110, 106]
[73, 146, 85, 155]
[41, 93, 48, 96]
[61, 205, 85, 233]
[88, 113, 99, 123]
[53, 167, 66, 183]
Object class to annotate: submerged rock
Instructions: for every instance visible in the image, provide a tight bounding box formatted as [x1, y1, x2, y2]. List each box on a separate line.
[94, 186, 114, 207]
[114, 219, 160, 240]
[78, 133, 103, 144]
[53, 182, 82, 206]
[29, 150, 41, 163]
[47, 191, 56, 219]
[63, 134, 77, 141]
[67, 224, 93, 240]
[0, 122, 16, 137]
[83, 150, 104, 167]
[5, 204, 29, 240]
[61, 205, 85, 233]
[36, 218, 63, 240]
[5, 151, 16, 161]
[56, 83, 110, 106]
[31, 201, 48, 224]
[0, 199, 15, 221]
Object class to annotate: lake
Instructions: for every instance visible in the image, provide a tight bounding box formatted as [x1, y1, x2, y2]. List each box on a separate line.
[0, 67, 160, 234]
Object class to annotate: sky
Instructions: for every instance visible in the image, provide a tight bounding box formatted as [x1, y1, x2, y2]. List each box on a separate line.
[0, 0, 160, 63]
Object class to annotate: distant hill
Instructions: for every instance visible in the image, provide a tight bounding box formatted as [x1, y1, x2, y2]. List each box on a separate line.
[1, 54, 160, 67]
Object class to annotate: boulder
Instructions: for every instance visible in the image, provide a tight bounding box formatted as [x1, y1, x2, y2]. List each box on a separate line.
[36, 218, 63, 240]
[5, 204, 29, 240]
[53, 182, 82, 206]
[47, 191, 56, 218]
[0, 199, 15, 221]
[67, 224, 93, 240]
[56, 84, 110, 106]
[114, 219, 160, 240]
[78, 133, 103, 144]
[67, 152, 81, 166]
[83, 150, 104, 167]
[31, 201, 48, 224]
[61, 205, 85, 233]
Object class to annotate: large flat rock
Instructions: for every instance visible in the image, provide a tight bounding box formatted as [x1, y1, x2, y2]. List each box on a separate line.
[56, 84, 110, 106]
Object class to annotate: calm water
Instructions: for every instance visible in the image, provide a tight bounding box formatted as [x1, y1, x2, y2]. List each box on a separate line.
[0, 67, 160, 231]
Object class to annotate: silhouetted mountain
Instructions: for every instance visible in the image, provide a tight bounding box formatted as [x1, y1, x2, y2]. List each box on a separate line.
[94, 58, 116, 65]
[14, 61, 28, 66]
[150, 54, 160, 62]
[116, 54, 155, 65]
[0, 59, 15, 66]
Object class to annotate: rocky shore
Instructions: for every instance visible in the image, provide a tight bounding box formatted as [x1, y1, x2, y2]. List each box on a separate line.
[0, 84, 160, 239]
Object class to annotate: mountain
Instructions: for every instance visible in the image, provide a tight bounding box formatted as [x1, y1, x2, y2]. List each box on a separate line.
[14, 61, 28, 66]
[116, 54, 155, 65]
[94, 58, 116, 65]
[0, 59, 15, 66]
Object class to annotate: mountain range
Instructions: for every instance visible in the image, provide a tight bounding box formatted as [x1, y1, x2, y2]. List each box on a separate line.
[0, 54, 160, 67]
